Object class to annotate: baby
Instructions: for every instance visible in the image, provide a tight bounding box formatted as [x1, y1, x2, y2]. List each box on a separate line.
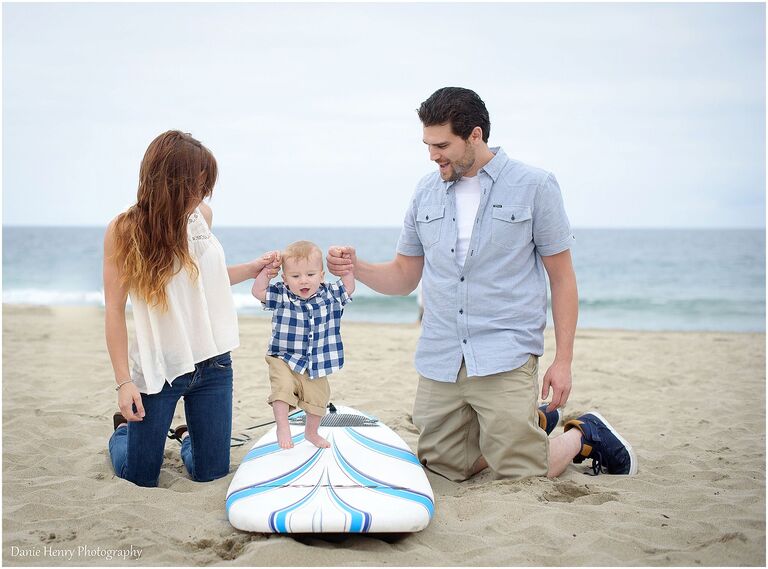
[251, 241, 354, 449]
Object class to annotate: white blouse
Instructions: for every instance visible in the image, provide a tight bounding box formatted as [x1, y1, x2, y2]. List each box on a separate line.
[128, 209, 239, 394]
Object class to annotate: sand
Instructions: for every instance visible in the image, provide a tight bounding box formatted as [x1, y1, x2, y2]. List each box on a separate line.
[2, 305, 765, 566]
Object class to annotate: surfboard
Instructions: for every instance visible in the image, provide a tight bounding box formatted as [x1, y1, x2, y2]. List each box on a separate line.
[225, 405, 435, 533]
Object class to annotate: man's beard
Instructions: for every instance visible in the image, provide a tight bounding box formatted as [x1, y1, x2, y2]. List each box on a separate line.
[444, 143, 476, 182]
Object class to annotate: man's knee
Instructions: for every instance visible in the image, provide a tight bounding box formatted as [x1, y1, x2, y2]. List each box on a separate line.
[480, 427, 549, 480]
[416, 419, 482, 482]
[418, 453, 477, 483]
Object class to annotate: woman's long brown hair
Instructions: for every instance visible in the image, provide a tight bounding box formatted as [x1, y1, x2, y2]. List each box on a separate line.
[112, 131, 218, 310]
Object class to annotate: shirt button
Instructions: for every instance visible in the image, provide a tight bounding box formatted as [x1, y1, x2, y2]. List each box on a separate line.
[463, 339, 467, 344]
[460, 276, 464, 282]
[459, 309, 463, 314]
[451, 248, 455, 253]
[452, 217, 456, 221]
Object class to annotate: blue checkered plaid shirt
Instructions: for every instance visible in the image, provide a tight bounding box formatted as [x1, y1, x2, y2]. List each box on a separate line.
[262, 279, 351, 379]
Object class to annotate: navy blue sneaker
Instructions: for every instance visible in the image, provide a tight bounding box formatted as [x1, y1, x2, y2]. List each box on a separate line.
[537, 404, 562, 436]
[564, 411, 637, 475]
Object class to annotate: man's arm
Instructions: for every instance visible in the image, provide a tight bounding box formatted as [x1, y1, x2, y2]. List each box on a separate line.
[328, 185, 425, 295]
[540, 249, 578, 412]
[327, 247, 424, 296]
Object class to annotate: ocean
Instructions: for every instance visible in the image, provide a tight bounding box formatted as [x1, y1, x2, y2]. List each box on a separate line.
[2, 226, 765, 332]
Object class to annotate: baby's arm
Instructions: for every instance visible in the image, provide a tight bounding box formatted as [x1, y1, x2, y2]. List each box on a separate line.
[251, 252, 280, 303]
[251, 266, 272, 303]
[340, 267, 355, 297]
[339, 249, 355, 296]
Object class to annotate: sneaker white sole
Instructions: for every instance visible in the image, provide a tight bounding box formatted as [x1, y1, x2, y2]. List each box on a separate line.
[552, 408, 563, 433]
[585, 410, 638, 475]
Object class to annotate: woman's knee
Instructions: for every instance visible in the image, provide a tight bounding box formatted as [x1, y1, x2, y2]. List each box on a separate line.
[190, 468, 230, 483]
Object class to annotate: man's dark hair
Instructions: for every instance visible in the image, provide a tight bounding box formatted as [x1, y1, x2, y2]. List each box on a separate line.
[417, 87, 491, 143]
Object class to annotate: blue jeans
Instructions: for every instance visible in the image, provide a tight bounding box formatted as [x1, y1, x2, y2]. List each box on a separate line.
[108, 352, 233, 487]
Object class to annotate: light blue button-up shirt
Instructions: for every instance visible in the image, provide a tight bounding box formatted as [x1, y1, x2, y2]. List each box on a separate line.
[396, 147, 574, 382]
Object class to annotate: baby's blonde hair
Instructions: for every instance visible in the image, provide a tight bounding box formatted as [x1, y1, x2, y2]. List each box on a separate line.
[282, 240, 323, 269]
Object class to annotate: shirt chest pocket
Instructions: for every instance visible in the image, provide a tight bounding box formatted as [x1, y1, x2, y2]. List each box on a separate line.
[416, 205, 445, 248]
[309, 302, 329, 325]
[491, 205, 532, 250]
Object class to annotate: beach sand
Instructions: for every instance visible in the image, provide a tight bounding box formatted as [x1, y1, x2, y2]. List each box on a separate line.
[2, 305, 765, 566]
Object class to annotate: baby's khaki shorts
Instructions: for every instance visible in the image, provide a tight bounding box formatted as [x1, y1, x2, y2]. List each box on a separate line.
[265, 356, 330, 417]
[412, 355, 549, 482]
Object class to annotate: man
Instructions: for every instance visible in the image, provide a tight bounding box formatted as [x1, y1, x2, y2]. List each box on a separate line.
[327, 87, 636, 481]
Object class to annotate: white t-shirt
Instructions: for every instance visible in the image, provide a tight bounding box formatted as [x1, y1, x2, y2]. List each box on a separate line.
[128, 209, 239, 394]
[453, 175, 482, 266]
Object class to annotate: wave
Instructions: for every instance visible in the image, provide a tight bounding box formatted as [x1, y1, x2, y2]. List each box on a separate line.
[3, 288, 106, 305]
[5, 288, 760, 314]
[3, 288, 762, 329]
[578, 296, 764, 316]
[1, 289, 420, 324]
[2, 288, 416, 305]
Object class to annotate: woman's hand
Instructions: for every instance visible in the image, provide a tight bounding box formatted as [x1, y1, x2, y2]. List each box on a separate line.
[255, 251, 281, 279]
[228, 251, 281, 285]
[118, 382, 146, 422]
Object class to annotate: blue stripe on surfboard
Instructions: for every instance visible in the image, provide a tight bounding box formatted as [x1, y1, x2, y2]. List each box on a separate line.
[326, 482, 372, 533]
[242, 432, 306, 462]
[269, 479, 323, 533]
[332, 444, 434, 517]
[226, 447, 323, 513]
[268, 475, 373, 533]
[344, 428, 421, 465]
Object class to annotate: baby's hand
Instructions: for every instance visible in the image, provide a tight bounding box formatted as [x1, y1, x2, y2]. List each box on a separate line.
[258, 250, 281, 279]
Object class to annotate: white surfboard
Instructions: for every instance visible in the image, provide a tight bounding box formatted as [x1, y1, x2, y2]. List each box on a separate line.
[225, 405, 435, 533]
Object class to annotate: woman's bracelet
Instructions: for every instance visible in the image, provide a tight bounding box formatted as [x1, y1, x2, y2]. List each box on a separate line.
[115, 379, 133, 391]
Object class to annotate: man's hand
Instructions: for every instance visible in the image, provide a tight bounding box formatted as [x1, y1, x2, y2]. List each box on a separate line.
[327, 246, 356, 276]
[541, 360, 572, 412]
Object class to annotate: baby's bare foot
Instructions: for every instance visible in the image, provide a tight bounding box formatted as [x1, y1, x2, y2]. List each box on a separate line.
[305, 432, 330, 448]
[276, 424, 294, 449]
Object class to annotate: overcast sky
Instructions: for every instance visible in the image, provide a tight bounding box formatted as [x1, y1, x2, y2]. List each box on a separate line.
[3, 2, 765, 228]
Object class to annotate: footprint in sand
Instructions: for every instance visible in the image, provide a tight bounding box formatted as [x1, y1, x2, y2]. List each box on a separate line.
[540, 481, 619, 505]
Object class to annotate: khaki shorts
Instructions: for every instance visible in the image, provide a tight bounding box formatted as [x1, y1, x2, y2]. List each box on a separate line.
[412, 355, 549, 482]
[266, 356, 330, 416]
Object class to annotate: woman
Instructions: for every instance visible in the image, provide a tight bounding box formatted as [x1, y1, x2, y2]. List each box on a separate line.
[104, 130, 277, 487]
